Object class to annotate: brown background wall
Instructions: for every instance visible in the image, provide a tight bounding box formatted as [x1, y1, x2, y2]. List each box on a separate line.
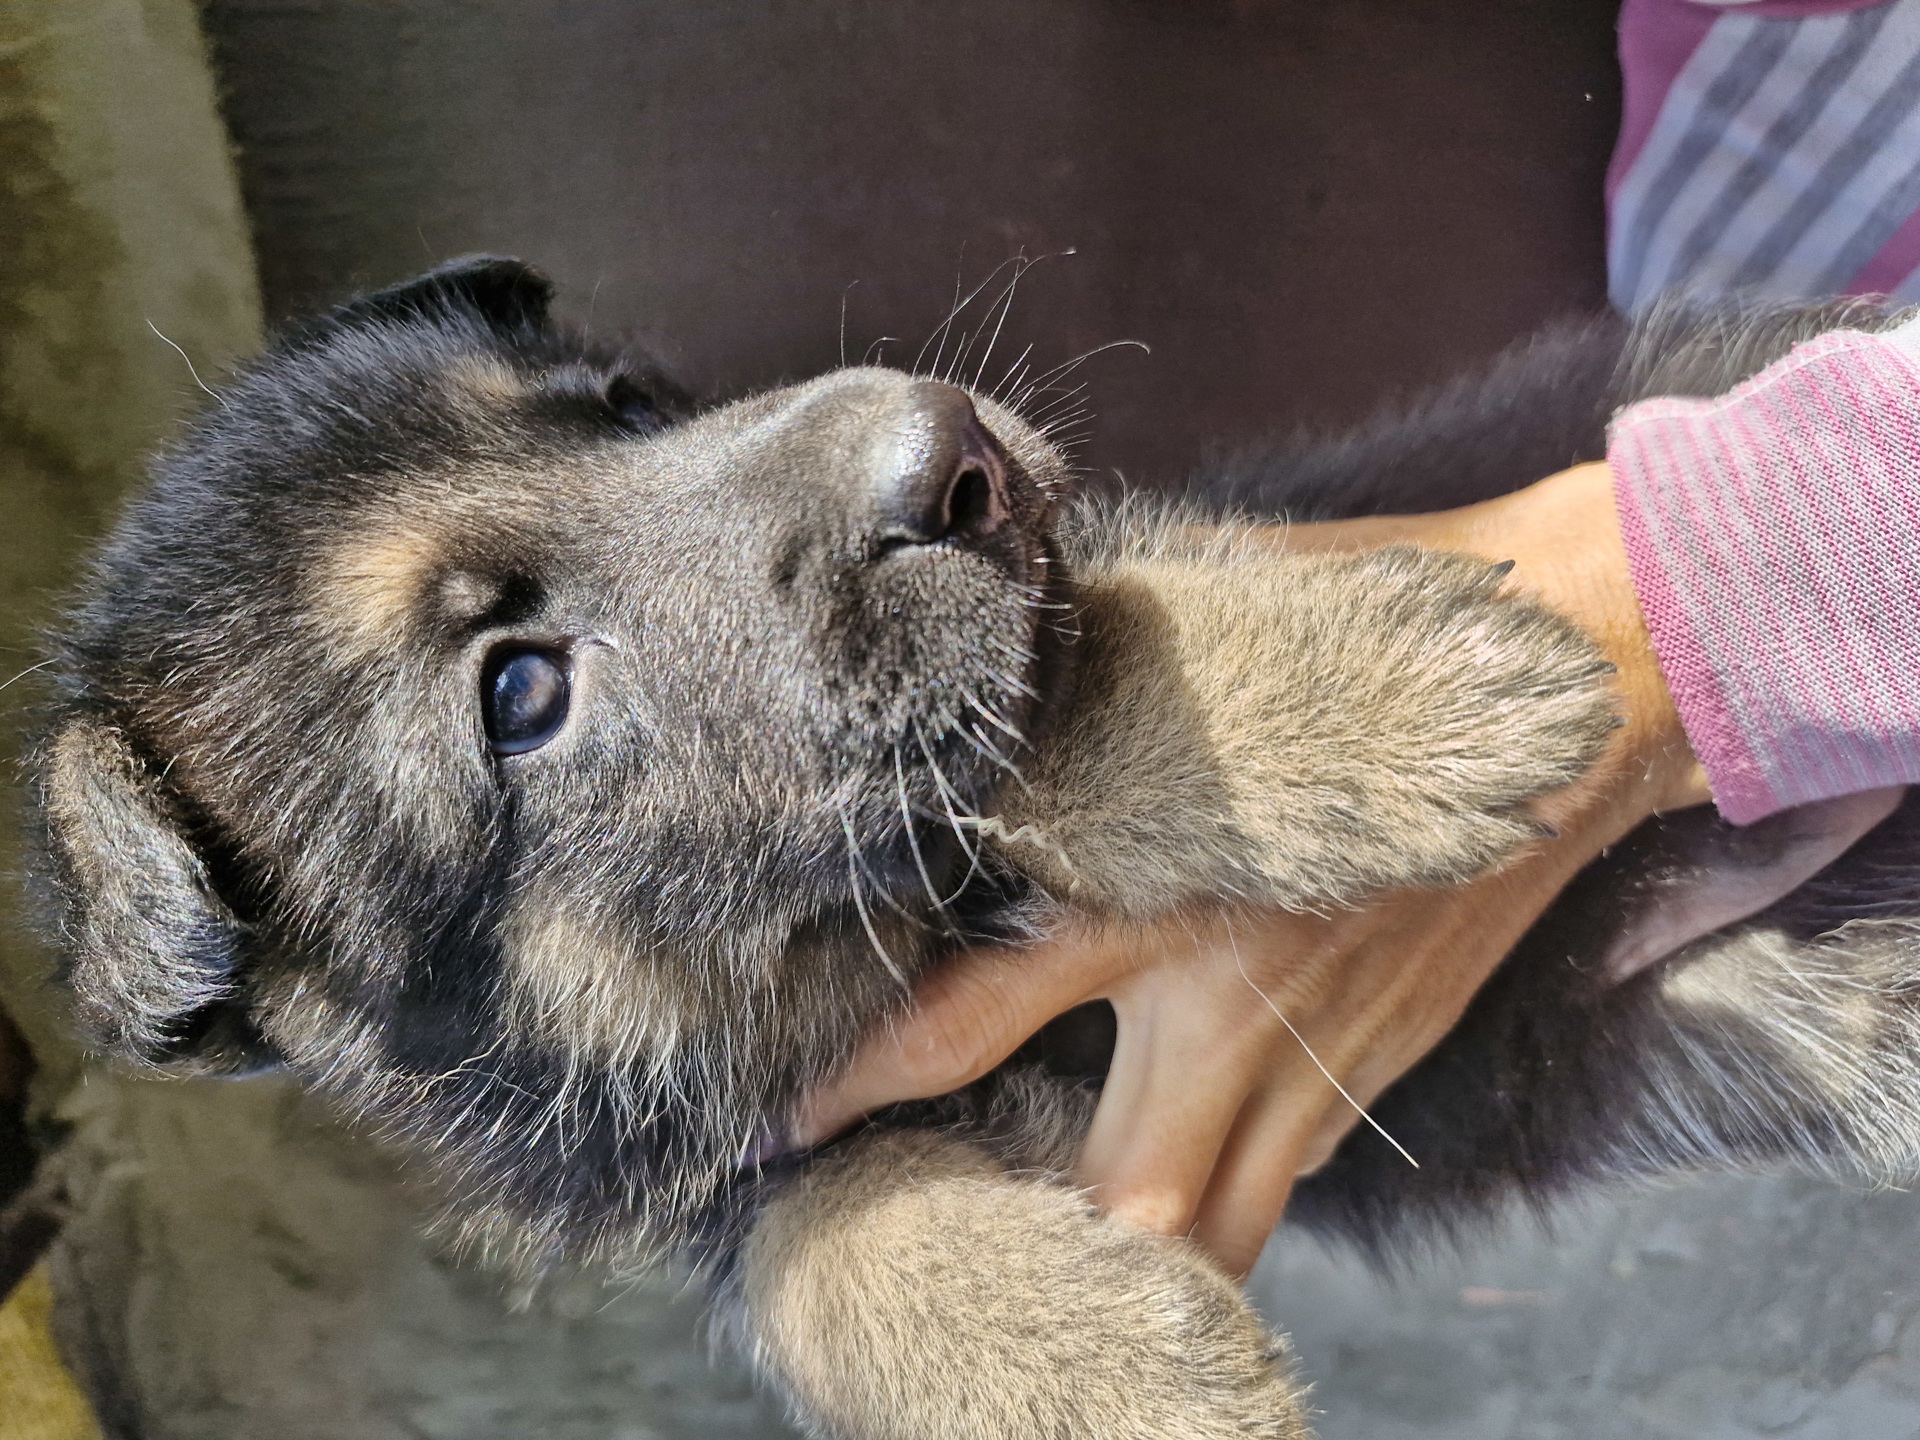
[201, 0, 1623, 486]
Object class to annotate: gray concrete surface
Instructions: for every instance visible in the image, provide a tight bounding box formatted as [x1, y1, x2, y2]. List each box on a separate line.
[48, 1076, 799, 1439]
[1255, 1177, 1920, 1439]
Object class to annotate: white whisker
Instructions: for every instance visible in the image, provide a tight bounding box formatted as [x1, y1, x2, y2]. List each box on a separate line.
[839, 806, 908, 988]
[969, 256, 1029, 391]
[146, 320, 222, 405]
[912, 253, 1031, 378]
[895, 744, 951, 926]
[839, 280, 860, 368]
[914, 721, 981, 867]
[1226, 919, 1419, 1171]
[990, 343, 1036, 403]
[0, 658, 55, 695]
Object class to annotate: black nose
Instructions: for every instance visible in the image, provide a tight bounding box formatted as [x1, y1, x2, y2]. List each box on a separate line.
[872, 383, 1011, 548]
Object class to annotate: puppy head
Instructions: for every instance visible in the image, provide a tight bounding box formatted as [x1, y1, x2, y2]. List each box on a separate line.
[35, 257, 1074, 1263]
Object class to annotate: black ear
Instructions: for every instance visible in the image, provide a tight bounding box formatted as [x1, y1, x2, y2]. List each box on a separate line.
[329, 255, 555, 339]
[37, 719, 272, 1075]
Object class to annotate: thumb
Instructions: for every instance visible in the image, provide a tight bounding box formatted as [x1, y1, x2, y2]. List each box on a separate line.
[792, 931, 1127, 1147]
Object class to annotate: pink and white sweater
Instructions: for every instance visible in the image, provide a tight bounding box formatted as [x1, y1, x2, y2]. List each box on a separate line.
[1606, 0, 1920, 824]
[1610, 0, 1920, 313]
[1610, 318, 1920, 822]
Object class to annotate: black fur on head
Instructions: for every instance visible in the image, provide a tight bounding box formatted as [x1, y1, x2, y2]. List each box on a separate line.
[35, 257, 1076, 1267]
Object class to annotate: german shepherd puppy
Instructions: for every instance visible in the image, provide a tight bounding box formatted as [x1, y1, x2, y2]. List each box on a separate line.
[31, 258, 1920, 1439]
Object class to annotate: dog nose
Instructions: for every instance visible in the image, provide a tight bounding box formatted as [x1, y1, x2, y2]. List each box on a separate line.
[872, 383, 1010, 548]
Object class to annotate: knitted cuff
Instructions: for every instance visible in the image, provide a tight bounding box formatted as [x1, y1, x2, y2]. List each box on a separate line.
[1609, 322, 1920, 823]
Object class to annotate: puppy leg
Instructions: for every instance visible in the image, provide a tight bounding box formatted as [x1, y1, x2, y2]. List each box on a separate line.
[737, 1131, 1311, 1440]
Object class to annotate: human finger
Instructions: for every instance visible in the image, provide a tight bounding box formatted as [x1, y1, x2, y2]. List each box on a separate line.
[1072, 908, 1368, 1236]
[1184, 993, 1398, 1273]
[1073, 975, 1281, 1239]
[792, 928, 1132, 1146]
[1188, 1091, 1331, 1279]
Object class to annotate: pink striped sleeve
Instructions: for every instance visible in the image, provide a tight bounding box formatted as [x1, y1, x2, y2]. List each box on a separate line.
[1609, 322, 1920, 823]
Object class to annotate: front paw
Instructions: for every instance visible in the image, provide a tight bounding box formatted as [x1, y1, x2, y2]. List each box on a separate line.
[988, 522, 1616, 916]
[737, 1132, 1311, 1440]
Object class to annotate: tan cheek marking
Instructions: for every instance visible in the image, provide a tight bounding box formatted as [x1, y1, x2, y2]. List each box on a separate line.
[501, 898, 689, 1071]
[445, 354, 529, 414]
[313, 521, 445, 661]
[308, 463, 572, 662]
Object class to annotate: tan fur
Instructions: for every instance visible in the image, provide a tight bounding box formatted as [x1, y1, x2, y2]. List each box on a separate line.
[725, 519, 1614, 1438]
[41, 721, 242, 1068]
[444, 352, 529, 411]
[741, 1131, 1311, 1440]
[313, 520, 446, 659]
[502, 896, 690, 1071]
[986, 513, 1618, 917]
[308, 456, 560, 663]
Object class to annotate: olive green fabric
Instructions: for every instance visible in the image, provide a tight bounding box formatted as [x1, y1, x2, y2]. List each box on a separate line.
[0, 0, 262, 1097]
[0, 1, 258, 1430]
[0, 1266, 104, 1440]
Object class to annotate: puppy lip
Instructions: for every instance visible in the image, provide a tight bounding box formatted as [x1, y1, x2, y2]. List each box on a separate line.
[873, 510, 1047, 594]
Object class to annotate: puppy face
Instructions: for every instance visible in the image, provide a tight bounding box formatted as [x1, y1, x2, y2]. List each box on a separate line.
[38, 259, 1074, 1264]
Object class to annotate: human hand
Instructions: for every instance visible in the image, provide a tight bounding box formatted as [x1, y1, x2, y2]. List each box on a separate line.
[795, 461, 1711, 1278]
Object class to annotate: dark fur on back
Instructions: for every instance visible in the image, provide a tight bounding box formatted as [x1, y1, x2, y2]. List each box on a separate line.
[1211, 296, 1893, 520]
[1202, 311, 1628, 520]
[1207, 295, 1920, 1252]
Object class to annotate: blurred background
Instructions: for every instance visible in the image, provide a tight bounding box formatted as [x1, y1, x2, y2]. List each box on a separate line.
[200, 0, 1623, 482]
[5, 2, 1919, 1437]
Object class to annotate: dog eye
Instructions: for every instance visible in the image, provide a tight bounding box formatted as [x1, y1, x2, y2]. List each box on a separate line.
[483, 648, 571, 754]
[605, 375, 666, 435]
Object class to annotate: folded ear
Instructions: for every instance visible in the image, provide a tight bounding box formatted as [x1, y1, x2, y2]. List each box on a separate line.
[328, 254, 555, 338]
[37, 718, 271, 1074]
